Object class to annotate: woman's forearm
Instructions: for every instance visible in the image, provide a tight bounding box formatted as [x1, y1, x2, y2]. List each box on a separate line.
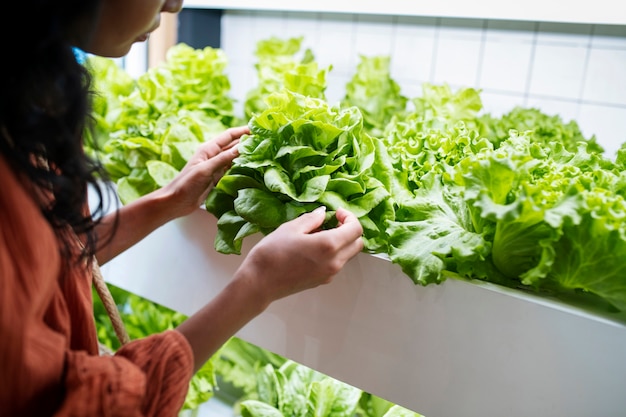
[176, 269, 269, 372]
[176, 207, 364, 373]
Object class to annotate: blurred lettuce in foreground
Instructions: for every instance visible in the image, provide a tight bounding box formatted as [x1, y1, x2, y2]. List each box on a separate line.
[217, 337, 424, 417]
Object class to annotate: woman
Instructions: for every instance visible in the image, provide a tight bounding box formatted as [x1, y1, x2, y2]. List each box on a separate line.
[0, 1, 364, 416]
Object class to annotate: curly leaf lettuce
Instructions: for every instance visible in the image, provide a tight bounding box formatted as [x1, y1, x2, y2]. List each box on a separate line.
[459, 132, 626, 310]
[386, 172, 490, 285]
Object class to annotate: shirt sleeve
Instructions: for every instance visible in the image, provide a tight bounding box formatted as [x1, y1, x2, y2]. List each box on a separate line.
[0, 157, 195, 417]
[54, 330, 194, 417]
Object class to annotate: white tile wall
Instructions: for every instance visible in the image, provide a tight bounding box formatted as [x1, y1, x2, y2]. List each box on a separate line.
[390, 17, 437, 83]
[220, 10, 626, 158]
[528, 43, 588, 100]
[583, 48, 626, 105]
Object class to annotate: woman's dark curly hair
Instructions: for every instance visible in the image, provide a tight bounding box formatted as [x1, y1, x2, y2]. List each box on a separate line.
[0, 0, 117, 262]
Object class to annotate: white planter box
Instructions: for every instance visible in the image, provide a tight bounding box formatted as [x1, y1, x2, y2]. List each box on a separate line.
[100, 207, 626, 417]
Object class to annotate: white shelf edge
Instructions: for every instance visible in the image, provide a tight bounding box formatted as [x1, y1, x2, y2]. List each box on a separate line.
[183, 0, 626, 26]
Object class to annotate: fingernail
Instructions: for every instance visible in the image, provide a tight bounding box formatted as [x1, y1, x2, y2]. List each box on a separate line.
[313, 206, 326, 214]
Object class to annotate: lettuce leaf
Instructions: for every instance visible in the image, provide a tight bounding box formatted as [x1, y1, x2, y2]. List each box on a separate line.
[207, 90, 392, 254]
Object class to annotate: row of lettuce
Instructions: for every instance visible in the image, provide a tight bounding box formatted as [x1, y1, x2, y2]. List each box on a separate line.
[86, 37, 626, 318]
[94, 284, 423, 417]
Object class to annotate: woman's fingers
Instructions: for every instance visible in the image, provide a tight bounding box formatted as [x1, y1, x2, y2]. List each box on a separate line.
[197, 145, 238, 172]
[287, 206, 327, 234]
[325, 208, 365, 257]
[237, 206, 365, 303]
[180, 126, 248, 185]
[208, 126, 249, 154]
[285, 207, 364, 259]
[190, 125, 249, 162]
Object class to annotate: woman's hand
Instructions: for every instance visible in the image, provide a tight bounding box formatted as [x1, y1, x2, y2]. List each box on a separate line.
[157, 125, 250, 219]
[235, 206, 365, 308]
[177, 206, 364, 371]
[95, 126, 249, 264]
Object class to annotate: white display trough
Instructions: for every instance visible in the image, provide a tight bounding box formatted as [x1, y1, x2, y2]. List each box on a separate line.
[99, 206, 626, 417]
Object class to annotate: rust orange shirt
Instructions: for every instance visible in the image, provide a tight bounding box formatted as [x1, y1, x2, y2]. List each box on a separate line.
[0, 156, 194, 417]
